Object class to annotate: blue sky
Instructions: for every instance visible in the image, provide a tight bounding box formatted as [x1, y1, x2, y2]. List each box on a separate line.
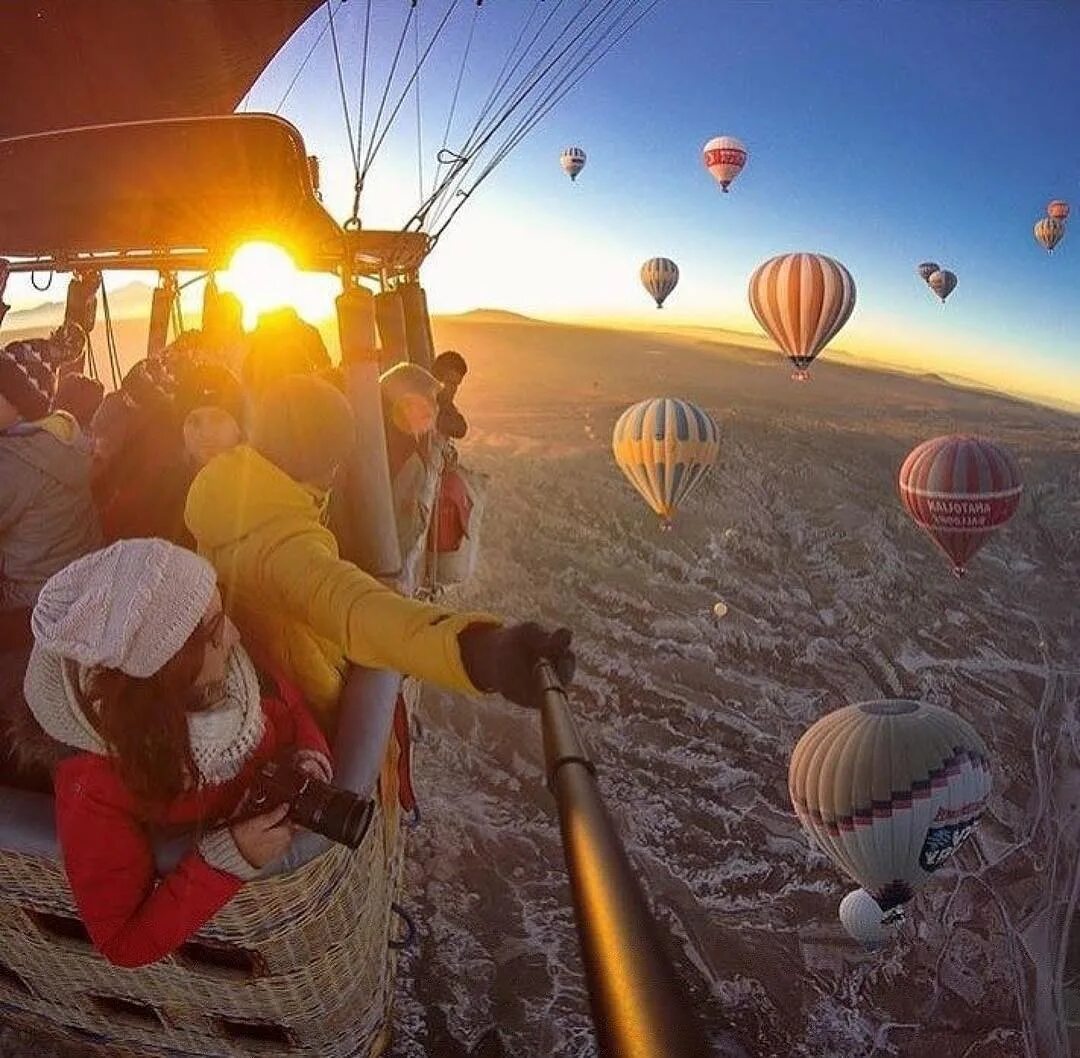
[8, 1, 1080, 406]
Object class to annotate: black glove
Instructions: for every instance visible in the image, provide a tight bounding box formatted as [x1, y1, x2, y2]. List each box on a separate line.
[458, 622, 575, 709]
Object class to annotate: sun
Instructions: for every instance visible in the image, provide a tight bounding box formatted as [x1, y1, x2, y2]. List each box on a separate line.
[217, 241, 337, 329]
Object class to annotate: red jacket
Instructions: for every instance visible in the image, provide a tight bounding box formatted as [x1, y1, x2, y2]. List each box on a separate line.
[54, 680, 329, 968]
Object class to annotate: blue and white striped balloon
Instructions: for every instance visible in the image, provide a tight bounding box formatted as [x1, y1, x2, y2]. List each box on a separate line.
[612, 397, 719, 526]
[640, 257, 680, 308]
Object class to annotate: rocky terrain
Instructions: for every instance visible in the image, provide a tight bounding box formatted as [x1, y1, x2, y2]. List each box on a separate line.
[391, 315, 1080, 1057]
[2, 313, 1077, 1057]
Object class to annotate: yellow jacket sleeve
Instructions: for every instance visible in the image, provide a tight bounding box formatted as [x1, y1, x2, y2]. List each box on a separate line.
[264, 529, 499, 694]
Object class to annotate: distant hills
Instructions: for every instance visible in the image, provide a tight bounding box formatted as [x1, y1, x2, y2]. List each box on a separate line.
[5, 280, 153, 329]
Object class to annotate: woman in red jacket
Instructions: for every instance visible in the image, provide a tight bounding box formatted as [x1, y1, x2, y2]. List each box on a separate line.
[22, 537, 332, 968]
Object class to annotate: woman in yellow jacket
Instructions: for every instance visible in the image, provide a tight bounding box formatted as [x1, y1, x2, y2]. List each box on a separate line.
[184, 374, 572, 725]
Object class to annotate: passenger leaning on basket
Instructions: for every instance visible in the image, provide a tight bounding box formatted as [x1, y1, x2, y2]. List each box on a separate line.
[22, 539, 333, 967]
[184, 373, 575, 724]
[1, 341, 101, 785]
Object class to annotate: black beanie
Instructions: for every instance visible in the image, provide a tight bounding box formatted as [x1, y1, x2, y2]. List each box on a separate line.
[0, 341, 56, 421]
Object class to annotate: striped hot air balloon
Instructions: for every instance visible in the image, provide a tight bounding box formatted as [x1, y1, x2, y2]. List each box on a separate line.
[747, 252, 856, 381]
[1047, 200, 1069, 222]
[926, 268, 957, 302]
[612, 397, 719, 528]
[789, 700, 992, 915]
[898, 434, 1023, 576]
[916, 261, 940, 283]
[702, 135, 747, 192]
[560, 146, 586, 182]
[1034, 216, 1065, 253]
[640, 257, 680, 308]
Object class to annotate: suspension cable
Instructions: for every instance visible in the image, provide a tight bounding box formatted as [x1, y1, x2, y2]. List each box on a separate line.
[431, 0, 659, 240]
[352, 0, 373, 176]
[414, 4, 424, 201]
[274, 13, 333, 113]
[424, 0, 617, 230]
[353, 2, 417, 221]
[435, 0, 483, 196]
[99, 283, 122, 390]
[358, 0, 460, 195]
[326, 0, 360, 191]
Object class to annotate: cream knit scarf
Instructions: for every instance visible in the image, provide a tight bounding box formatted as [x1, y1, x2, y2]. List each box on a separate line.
[186, 648, 266, 785]
[27, 645, 266, 788]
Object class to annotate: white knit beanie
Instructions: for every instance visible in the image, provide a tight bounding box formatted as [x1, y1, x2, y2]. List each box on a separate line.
[31, 539, 218, 678]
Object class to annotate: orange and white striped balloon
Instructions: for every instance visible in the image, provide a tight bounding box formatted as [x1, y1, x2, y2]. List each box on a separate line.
[747, 252, 856, 381]
[1047, 200, 1069, 222]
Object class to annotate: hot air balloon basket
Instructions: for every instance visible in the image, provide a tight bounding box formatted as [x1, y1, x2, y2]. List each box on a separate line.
[0, 804, 408, 1056]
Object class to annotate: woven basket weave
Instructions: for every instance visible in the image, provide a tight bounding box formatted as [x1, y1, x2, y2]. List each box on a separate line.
[0, 681, 417, 1058]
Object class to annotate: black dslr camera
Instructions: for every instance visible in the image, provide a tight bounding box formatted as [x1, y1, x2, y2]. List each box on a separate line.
[245, 753, 375, 849]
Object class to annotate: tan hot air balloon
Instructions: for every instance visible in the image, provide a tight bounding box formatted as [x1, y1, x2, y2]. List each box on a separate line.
[1034, 216, 1065, 253]
[747, 252, 856, 381]
[789, 699, 991, 913]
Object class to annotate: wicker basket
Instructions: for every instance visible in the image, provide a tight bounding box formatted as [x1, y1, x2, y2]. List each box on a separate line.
[0, 685, 417, 1058]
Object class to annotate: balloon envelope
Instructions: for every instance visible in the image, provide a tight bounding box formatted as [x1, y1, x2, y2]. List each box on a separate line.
[702, 135, 747, 192]
[916, 261, 940, 283]
[1034, 216, 1065, 253]
[747, 252, 856, 380]
[612, 397, 719, 524]
[926, 269, 957, 302]
[898, 434, 1022, 575]
[713, 601, 728, 619]
[560, 146, 586, 182]
[789, 699, 991, 911]
[1047, 200, 1069, 222]
[640, 257, 680, 308]
[839, 889, 886, 949]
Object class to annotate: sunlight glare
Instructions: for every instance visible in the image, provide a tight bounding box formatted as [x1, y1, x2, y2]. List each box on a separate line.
[218, 241, 336, 329]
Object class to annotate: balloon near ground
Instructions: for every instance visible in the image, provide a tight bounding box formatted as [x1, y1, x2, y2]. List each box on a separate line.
[747, 252, 856, 381]
[612, 397, 719, 528]
[702, 135, 747, 192]
[916, 261, 940, 283]
[839, 888, 887, 949]
[1034, 216, 1065, 253]
[640, 257, 680, 308]
[560, 146, 587, 182]
[926, 268, 957, 302]
[898, 434, 1023, 576]
[789, 699, 992, 914]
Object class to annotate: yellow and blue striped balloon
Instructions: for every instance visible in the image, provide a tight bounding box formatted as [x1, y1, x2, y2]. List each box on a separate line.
[612, 397, 719, 526]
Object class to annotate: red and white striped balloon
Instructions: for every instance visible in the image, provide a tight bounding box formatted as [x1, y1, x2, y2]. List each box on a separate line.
[747, 252, 856, 381]
[702, 135, 747, 192]
[898, 435, 1023, 576]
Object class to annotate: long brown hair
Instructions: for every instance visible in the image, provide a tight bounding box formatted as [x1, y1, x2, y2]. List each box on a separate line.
[82, 623, 216, 806]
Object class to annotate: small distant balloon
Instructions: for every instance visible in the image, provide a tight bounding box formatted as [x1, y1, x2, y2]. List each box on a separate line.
[748, 252, 856, 381]
[702, 135, 747, 192]
[898, 434, 1023, 576]
[640, 257, 680, 309]
[612, 397, 719, 527]
[560, 146, 586, 182]
[1034, 216, 1065, 253]
[916, 261, 940, 283]
[1047, 200, 1069, 222]
[839, 889, 886, 949]
[926, 269, 956, 303]
[713, 601, 729, 619]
